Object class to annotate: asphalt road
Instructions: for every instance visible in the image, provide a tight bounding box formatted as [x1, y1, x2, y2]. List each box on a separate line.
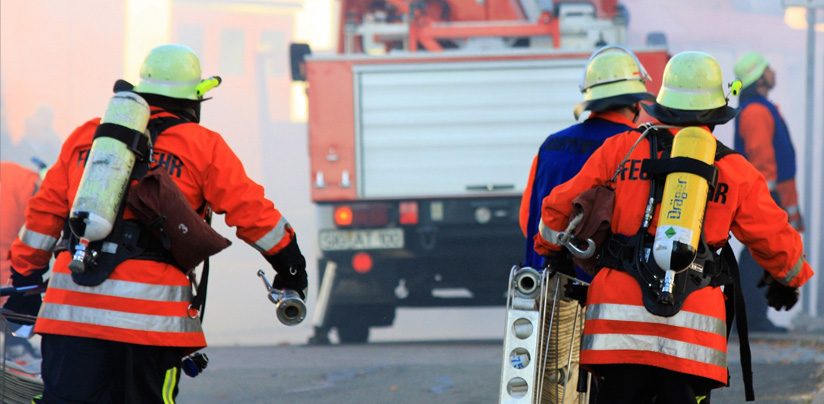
[177, 332, 824, 404]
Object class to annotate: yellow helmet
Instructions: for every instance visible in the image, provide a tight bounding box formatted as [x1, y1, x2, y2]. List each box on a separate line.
[574, 45, 655, 120]
[642, 51, 738, 126]
[134, 44, 204, 100]
[734, 51, 769, 89]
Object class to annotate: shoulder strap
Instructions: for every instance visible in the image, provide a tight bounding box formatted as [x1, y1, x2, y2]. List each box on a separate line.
[721, 242, 755, 401]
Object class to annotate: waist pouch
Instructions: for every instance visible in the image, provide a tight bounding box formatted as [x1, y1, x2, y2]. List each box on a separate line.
[127, 165, 231, 272]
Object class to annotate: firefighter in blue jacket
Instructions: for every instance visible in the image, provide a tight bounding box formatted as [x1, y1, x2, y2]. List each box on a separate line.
[520, 45, 655, 280]
[733, 50, 803, 333]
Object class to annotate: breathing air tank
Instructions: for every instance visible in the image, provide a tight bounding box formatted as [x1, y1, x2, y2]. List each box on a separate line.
[68, 91, 151, 273]
[652, 126, 716, 304]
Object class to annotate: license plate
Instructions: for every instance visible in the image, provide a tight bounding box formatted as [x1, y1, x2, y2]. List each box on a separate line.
[319, 228, 404, 251]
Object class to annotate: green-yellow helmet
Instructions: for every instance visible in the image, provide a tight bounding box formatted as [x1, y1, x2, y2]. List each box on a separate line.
[574, 45, 655, 120]
[734, 51, 769, 89]
[134, 44, 203, 100]
[656, 51, 727, 111]
[642, 51, 738, 125]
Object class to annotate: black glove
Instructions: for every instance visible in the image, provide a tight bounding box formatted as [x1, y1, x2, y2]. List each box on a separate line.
[563, 282, 588, 307]
[545, 252, 576, 278]
[264, 234, 308, 299]
[757, 270, 799, 311]
[3, 267, 48, 325]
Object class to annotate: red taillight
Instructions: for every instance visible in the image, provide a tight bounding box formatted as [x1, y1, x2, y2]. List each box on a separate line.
[399, 201, 418, 225]
[352, 252, 373, 273]
[334, 206, 353, 226]
[334, 205, 390, 227]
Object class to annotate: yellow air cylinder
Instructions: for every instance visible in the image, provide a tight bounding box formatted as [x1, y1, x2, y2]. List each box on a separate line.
[68, 91, 150, 273]
[652, 127, 716, 303]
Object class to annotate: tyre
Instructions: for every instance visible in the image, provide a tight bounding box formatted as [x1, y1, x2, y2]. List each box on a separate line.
[336, 324, 370, 344]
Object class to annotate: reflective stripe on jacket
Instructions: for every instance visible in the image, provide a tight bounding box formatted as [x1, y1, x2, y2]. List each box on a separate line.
[11, 110, 294, 349]
[535, 126, 813, 385]
[734, 96, 803, 231]
[520, 111, 636, 274]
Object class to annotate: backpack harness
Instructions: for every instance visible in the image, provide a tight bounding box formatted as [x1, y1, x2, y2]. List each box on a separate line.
[595, 125, 755, 400]
[60, 114, 213, 322]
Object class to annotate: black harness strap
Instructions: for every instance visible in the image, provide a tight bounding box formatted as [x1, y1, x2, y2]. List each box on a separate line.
[67, 114, 189, 286]
[601, 126, 754, 400]
[93, 123, 151, 161]
[721, 242, 755, 401]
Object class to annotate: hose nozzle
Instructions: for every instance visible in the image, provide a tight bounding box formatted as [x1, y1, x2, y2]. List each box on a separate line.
[257, 270, 307, 326]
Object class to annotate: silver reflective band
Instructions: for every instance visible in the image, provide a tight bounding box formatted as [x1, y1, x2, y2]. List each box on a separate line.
[18, 227, 58, 252]
[138, 77, 201, 87]
[781, 254, 805, 285]
[39, 303, 203, 334]
[50, 272, 192, 302]
[253, 217, 290, 252]
[586, 303, 727, 336]
[582, 333, 726, 368]
[538, 220, 563, 245]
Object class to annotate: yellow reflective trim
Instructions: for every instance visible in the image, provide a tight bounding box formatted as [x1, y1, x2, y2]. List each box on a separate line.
[163, 366, 177, 404]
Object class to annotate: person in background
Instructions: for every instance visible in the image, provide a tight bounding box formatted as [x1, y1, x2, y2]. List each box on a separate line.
[733, 50, 802, 333]
[4, 44, 308, 403]
[1, 161, 41, 290]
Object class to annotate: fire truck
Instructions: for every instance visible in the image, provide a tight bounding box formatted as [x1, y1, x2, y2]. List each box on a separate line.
[292, 0, 669, 343]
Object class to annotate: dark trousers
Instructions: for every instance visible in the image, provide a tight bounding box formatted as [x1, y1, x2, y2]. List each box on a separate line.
[593, 364, 715, 404]
[35, 334, 183, 404]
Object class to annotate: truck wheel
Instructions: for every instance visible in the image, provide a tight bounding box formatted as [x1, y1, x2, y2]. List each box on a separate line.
[336, 324, 370, 344]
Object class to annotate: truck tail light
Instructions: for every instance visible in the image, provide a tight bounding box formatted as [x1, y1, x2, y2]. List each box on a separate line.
[334, 206, 353, 226]
[334, 205, 390, 227]
[399, 201, 418, 225]
[352, 252, 373, 273]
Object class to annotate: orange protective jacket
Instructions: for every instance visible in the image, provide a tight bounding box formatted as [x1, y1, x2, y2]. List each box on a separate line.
[11, 110, 295, 351]
[535, 127, 813, 386]
[1, 162, 40, 287]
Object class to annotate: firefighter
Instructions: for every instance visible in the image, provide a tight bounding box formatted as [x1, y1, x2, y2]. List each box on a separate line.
[518, 45, 654, 403]
[0, 161, 41, 290]
[733, 50, 801, 333]
[4, 44, 308, 403]
[535, 51, 813, 403]
[520, 44, 655, 278]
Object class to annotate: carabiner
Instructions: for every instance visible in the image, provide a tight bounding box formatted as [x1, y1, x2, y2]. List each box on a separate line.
[557, 232, 597, 259]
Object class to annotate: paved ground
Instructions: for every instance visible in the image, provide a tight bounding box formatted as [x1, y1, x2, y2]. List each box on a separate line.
[177, 331, 824, 404]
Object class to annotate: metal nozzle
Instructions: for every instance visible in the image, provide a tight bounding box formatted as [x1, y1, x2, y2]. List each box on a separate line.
[257, 270, 307, 326]
[513, 267, 541, 299]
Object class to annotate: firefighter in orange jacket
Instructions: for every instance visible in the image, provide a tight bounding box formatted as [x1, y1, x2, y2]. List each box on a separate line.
[733, 51, 802, 333]
[535, 51, 813, 403]
[5, 44, 307, 403]
[0, 162, 41, 290]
